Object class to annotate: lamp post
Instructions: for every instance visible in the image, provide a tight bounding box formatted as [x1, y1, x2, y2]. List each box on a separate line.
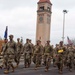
[62, 10, 68, 44]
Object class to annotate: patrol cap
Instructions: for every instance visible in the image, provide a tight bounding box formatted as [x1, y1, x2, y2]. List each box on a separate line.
[9, 34, 13, 38]
[26, 38, 29, 41]
[47, 40, 50, 43]
[29, 39, 31, 41]
[17, 38, 20, 40]
[60, 41, 63, 44]
[36, 40, 41, 42]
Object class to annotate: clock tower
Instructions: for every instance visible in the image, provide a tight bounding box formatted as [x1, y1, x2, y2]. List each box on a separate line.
[36, 0, 52, 46]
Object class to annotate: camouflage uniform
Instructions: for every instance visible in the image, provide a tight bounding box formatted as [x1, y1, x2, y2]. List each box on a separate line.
[15, 38, 23, 66]
[3, 35, 16, 74]
[0, 39, 8, 69]
[29, 40, 34, 65]
[66, 46, 74, 71]
[23, 39, 31, 68]
[73, 46, 75, 69]
[56, 52, 63, 73]
[53, 45, 59, 67]
[63, 45, 68, 66]
[56, 41, 65, 74]
[38, 41, 43, 66]
[43, 41, 53, 72]
[33, 40, 42, 69]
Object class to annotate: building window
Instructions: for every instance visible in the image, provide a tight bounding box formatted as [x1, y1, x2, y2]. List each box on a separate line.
[47, 7, 50, 11]
[39, 6, 44, 11]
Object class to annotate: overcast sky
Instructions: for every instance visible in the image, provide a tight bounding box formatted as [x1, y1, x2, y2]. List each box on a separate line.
[0, 0, 75, 45]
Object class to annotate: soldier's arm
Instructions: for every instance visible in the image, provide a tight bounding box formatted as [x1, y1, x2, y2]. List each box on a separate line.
[31, 44, 34, 56]
[14, 42, 17, 54]
[43, 47, 45, 54]
[23, 44, 27, 54]
[22, 44, 25, 54]
[1, 43, 8, 55]
[0, 45, 4, 55]
[21, 44, 24, 54]
[32, 46, 35, 54]
[41, 46, 44, 55]
[50, 46, 54, 58]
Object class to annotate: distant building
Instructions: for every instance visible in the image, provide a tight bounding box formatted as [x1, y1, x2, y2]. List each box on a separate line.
[36, 0, 52, 46]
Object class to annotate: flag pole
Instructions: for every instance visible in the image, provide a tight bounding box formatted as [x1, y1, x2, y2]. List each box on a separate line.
[4, 26, 8, 39]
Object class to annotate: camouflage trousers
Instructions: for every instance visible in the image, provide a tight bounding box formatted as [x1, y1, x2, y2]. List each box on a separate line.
[15, 52, 21, 65]
[57, 62, 63, 71]
[0, 55, 6, 68]
[53, 55, 57, 67]
[33, 54, 42, 67]
[73, 57, 75, 68]
[4, 54, 14, 70]
[24, 53, 31, 67]
[56, 55, 64, 73]
[66, 56, 73, 70]
[43, 55, 51, 70]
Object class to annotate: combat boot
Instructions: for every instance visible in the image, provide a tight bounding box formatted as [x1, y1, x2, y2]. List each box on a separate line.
[45, 68, 48, 72]
[69, 69, 72, 72]
[28, 63, 30, 68]
[34, 66, 38, 70]
[11, 68, 14, 72]
[26, 64, 29, 68]
[14, 64, 18, 68]
[4, 70, 9, 74]
[0, 66, 2, 69]
[11, 65, 14, 72]
[24, 64, 27, 68]
[35, 67, 37, 70]
[59, 70, 63, 74]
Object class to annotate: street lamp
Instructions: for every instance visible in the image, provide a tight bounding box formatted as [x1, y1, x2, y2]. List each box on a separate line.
[62, 10, 68, 44]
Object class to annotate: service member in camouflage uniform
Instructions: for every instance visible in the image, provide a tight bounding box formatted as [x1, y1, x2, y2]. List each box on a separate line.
[38, 40, 43, 66]
[56, 41, 65, 74]
[29, 39, 34, 65]
[43, 40, 53, 72]
[15, 38, 23, 67]
[53, 44, 59, 67]
[73, 46, 75, 69]
[33, 40, 42, 70]
[3, 35, 16, 74]
[23, 39, 31, 68]
[0, 39, 8, 69]
[66, 45, 74, 72]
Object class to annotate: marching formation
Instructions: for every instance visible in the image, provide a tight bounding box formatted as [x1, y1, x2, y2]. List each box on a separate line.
[0, 34, 75, 74]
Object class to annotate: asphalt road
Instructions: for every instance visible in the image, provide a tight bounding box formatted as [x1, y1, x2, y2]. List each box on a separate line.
[0, 61, 75, 75]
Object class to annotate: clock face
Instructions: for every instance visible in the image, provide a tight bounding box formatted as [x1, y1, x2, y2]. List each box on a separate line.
[39, 16, 43, 23]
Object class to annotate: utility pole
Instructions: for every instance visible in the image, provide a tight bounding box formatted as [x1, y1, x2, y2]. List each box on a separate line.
[62, 10, 68, 44]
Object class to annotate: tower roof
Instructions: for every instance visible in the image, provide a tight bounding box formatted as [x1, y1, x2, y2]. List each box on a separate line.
[38, 0, 51, 4]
